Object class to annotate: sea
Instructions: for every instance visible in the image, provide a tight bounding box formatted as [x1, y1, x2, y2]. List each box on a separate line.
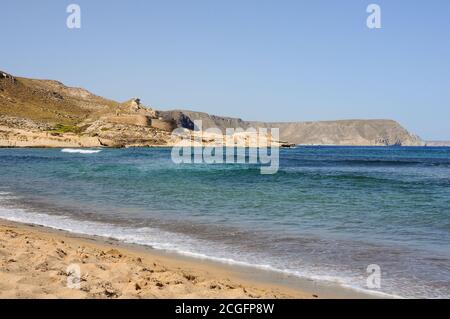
[0, 146, 449, 298]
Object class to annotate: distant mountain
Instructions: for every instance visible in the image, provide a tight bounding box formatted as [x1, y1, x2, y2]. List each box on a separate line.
[425, 141, 450, 147]
[158, 110, 424, 146]
[1, 70, 424, 147]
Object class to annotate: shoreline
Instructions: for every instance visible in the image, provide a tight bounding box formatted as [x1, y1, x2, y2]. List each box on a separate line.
[0, 218, 381, 299]
[0, 145, 441, 149]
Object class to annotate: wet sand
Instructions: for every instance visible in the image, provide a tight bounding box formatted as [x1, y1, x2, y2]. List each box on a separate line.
[0, 219, 381, 299]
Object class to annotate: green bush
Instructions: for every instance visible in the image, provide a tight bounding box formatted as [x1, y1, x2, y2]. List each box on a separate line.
[50, 124, 82, 134]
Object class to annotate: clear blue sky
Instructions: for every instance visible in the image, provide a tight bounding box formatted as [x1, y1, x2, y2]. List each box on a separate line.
[1, 0, 449, 140]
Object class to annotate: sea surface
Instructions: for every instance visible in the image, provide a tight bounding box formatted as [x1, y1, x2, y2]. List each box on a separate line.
[0, 147, 449, 298]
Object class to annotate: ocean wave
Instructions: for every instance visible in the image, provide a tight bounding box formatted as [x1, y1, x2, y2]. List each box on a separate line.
[337, 159, 450, 167]
[61, 148, 102, 154]
[0, 198, 403, 299]
[282, 158, 450, 168]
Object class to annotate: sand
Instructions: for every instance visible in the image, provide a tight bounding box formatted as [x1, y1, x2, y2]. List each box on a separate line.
[0, 220, 312, 299]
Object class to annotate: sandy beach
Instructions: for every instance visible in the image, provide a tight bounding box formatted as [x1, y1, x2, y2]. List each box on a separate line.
[0, 219, 314, 299]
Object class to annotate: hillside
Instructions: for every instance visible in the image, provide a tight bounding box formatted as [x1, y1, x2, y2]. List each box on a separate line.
[0, 71, 171, 147]
[0, 71, 118, 125]
[1, 70, 424, 147]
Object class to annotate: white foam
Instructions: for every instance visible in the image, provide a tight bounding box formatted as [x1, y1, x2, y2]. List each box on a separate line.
[61, 148, 102, 154]
[0, 191, 403, 299]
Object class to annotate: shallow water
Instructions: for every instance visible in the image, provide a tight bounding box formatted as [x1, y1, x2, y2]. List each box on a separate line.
[0, 147, 449, 298]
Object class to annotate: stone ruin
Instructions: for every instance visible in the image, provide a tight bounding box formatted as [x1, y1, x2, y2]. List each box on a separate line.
[130, 98, 141, 111]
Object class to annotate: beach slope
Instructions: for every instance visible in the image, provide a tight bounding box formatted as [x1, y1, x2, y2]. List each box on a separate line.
[0, 220, 308, 299]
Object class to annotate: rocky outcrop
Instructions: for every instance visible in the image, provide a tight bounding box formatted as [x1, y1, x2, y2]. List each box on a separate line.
[129, 98, 141, 110]
[0, 115, 102, 148]
[82, 120, 174, 147]
[0, 115, 176, 148]
[0, 125, 102, 148]
[118, 98, 157, 117]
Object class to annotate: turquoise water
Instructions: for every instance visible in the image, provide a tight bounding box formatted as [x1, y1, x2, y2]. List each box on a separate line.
[0, 147, 449, 298]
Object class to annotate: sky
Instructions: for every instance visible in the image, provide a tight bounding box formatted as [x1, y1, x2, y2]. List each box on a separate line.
[1, 0, 449, 140]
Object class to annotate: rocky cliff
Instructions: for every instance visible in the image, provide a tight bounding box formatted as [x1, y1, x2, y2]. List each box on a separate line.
[158, 110, 424, 146]
[1, 70, 424, 147]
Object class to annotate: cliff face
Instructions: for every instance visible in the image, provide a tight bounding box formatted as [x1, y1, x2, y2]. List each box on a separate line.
[158, 110, 424, 146]
[1, 70, 424, 147]
[264, 120, 423, 146]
